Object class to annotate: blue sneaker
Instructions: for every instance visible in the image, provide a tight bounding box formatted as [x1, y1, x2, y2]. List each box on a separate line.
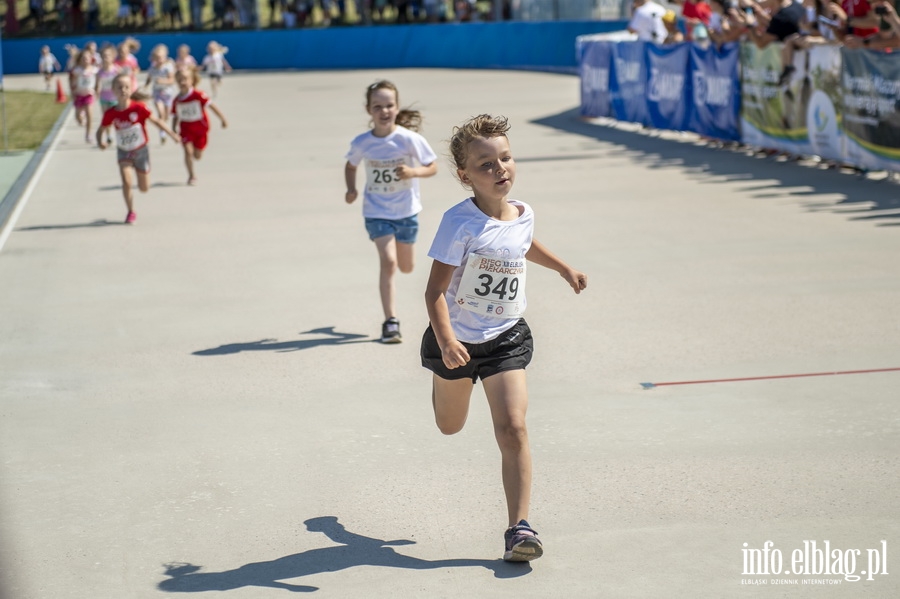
[503, 520, 543, 562]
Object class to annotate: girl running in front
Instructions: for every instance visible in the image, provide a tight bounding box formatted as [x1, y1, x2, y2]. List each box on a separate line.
[145, 44, 178, 145]
[171, 68, 228, 185]
[200, 41, 232, 98]
[70, 50, 99, 143]
[421, 114, 587, 562]
[96, 74, 180, 225]
[344, 80, 438, 343]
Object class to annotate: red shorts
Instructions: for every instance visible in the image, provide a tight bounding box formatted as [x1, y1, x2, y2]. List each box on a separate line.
[74, 94, 94, 108]
[180, 128, 208, 150]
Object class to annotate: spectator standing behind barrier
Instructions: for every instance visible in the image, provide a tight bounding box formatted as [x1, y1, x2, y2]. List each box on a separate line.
[708, 0, 749, 45]
[663, 10, 685, 42]
[741, 0, 805, 48]
[671, 0, 713, 40]
[842, 0, 880, 41]
[857, 0, 900, 48]
[629, 0, 668, 42]
[778, 0, 843, 86]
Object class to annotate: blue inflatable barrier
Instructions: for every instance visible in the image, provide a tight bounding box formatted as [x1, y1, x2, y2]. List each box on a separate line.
[2, 21, 629, 76]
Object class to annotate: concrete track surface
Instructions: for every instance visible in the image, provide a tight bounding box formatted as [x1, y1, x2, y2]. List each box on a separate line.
[1, 69, 898, 598]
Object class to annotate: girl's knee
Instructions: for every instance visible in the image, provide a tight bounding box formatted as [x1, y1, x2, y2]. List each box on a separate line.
[435, 418, 464, 436]
[495, 421, 528, 450]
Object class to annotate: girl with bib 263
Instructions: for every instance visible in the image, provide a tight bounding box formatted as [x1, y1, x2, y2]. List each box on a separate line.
[344, 80, 438, 343]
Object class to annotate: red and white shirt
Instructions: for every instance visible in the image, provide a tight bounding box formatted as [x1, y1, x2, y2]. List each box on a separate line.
[101, 101, 151, 152]
[171, 88, 211, 134]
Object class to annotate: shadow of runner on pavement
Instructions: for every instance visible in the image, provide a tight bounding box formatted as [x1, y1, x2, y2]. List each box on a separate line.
[193, 327, 376, 355]
[158, 516, 530, 593]
[532, 108, 900, 225]
[15, 219, 124, 231]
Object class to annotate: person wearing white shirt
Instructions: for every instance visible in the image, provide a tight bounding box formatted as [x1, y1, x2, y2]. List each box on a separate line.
[629, 0, 669, 42]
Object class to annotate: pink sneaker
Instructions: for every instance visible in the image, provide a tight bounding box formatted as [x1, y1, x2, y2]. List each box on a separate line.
[125, 211, 137, 224]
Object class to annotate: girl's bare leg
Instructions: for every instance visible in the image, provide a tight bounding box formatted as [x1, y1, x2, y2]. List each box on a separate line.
[183, 142, 196, 183]
[483, 369, 531, 527]
[396, 241, 415, 274]
[119, 164, 135, 213]
[431, 375, 475, 435]
[374, 234, 399, 320]
[136, 170, 150, 193]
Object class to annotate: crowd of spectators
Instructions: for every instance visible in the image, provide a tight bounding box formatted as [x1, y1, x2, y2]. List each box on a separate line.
[628, 0, 900, 56]
[7, 0, 509, 35]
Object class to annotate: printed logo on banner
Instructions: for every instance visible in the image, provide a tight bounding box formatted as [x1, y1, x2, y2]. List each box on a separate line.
[693, 72, 733, 107]
[582, 67, 610, 92]
[614, 58, 642, 83]
[806, 88, 842, 161]
[648, 67, 684, 102]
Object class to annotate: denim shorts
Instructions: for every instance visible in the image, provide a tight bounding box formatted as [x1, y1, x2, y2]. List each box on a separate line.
[364, 215, 419, 243]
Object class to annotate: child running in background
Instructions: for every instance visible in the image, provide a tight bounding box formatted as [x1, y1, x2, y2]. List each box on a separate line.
[344, 80, 438, 343]
[421, 114, 587, 562]
[200, 41, 232, 98]
[96, 74, 180, 225]
[145, 44, 178, 145]
[115, 37, 141, 91]
[175, 44, 197, 70]
[70, 50, 99, 143]
[171, 68, 228, 186]
[95, 45, 122, 144]
[38, 46, 62, 91]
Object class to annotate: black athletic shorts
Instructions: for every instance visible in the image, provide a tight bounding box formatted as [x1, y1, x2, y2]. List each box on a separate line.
[420, 318, 533, 383]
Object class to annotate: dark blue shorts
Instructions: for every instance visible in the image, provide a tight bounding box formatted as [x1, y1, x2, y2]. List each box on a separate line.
[364, 215, 419, 243]
[420, 319, 533, 383]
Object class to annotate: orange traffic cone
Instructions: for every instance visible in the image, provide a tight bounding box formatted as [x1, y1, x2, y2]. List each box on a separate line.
[56, 78, 68, 103]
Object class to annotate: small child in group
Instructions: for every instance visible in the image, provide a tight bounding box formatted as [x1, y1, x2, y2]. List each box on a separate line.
[96, 74, 180, 225]
[171, 68, 229, 185]
[145, 44, 178, 145]
[70, 50, 99, 143]
[175, 44, 197, 70]
[95, 46, 122, 143]
[344, 80, 438, 343]
[115, 37, 141, 91]
[200, 41, 232, 98]
[38, 45, 62, 91]
[421, 114, 587, 562]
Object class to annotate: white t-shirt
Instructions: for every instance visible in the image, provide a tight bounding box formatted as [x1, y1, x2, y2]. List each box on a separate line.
[149, 60, 177, 94]
[428, 198, 534, 344]
[202, 52, 227, 76]
[345, 126, 437, 220]
[629, 1, 668, 42]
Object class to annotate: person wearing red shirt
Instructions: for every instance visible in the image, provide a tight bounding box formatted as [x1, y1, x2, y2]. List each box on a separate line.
[842, 0, 880, 38]
[171, 68, 228, 186]
[96, 74, 180, 224]
[674, 0, 713, 39]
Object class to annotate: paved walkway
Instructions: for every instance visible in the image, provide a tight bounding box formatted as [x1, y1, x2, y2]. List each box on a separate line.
[1, 69, 898, 598]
